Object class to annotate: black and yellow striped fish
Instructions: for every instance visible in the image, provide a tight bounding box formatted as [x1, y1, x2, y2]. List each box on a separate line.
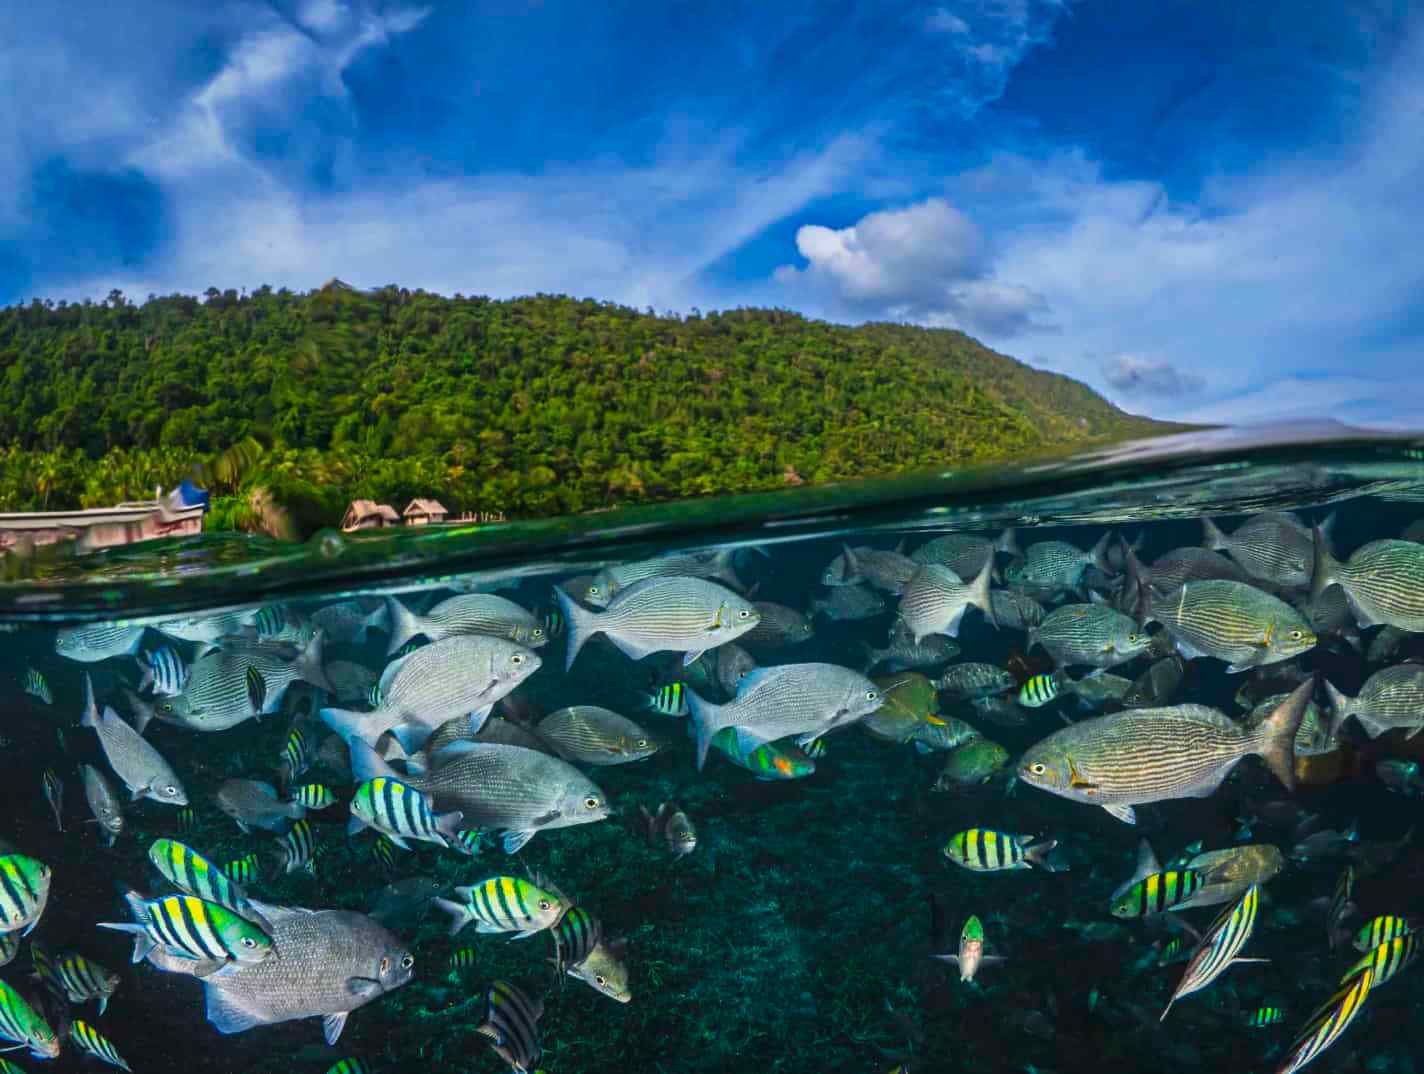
[943, 829, 1056, 872]
[1247, 1006, 1284, 1027]
[223, 853, 261, 885]
[432, 876, 564, 938]
[100, 891, 273, 965]
[550, 905, 602, 976]
[276, 819, 319, 875]
[1275, 967, 1372, 1074]
[370, 835, 399, 873]
[0, 978, 59, 1058]
[448, 948, 478, 972]
[1341, 932, 1419, 989]
[148, 838, 254, 919]
[294, 784, 336, 810]
[1327, 865, 1356, 949]
[71, 1020, 131, 1072]
[1161, 883, 1265, 1021]
[281, 728, 310, 781]
[1110, 870, 1204, 918]
[350, 776, 461, 850]
[646, 681, 689, 716]
[1353, 914, 1411, 953]
[476, 979, 543, 1074]
[450, 829, 483, 857]
[176, 807, 199, 834]
[324, 1059, 372, 1074]
[0, 853, 51, 936]
[32, 942, 120, 1014]
[1018, 671, 1067, 708]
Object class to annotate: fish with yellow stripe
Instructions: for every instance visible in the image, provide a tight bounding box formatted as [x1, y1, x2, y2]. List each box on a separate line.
[31, 941, 120, 1014]
[1161, 883, 1266, 1021]
[0, 978, 60, 1058]
[1341, 931, 1419, 989]
[349, 776, 463, 850]
[943, 829, 1058, 872]
[1110, 870, 1205, 919]
[70, 1020, 131, 1071]
[99, 890, 273, 965]
[1353, 914, 1411, 952]
[1274, 967, 1372, 1074]
[1247, 1006, 1284, 1027]
[432, 876, 565, 938]
[148, 838, 257, 921]
[476, 978, 543, 1074]
[0, 854, 51, 937]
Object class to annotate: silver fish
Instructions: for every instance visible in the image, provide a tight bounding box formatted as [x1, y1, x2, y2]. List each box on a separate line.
[557, 576, 760, 672]
[1017, 680, 1311, 825]
[1324, 665, 1424, 739]
[809, 584, 886, 621]
[151, 608, 260, 644]
[821, 545, 918, 594]
[214, 779, 304, 833]
[912, 530, 1018, 578]
[55, 622, 146, 663]
[536, 708, 658, 766]
[713, 643, 758, 696]
[80, 677, 187, 806]
[1008, 534, 1112, 593]
[586, 548, 745, 607]
[81, 764, 124, 846]
[1145, 580, 1317, 673]
[1030, 604, 1150, 670]
[384, 593, 546, 655]
[989, 589, 1045, 632]
[933, 663, 1015, 701]
[740, 602, 815, 648]
[1202, 512, 1319, 588]
[324, 660, 380, 705]
[862, 618, 960, 673]
[1123, 655, 1186, 708]
[685, 663, 884, 769]
[1312, 530, 1424, 632]
[897, 561, 997, 642]
[321, 635, 541, 752]
[352, 739, 610, 854]
[157, 633, 331, 732]
[1249, 693, 1336, 757]
[310, 599, 389, 645]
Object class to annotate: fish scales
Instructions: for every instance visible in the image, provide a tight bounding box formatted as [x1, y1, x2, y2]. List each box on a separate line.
[1325, 664, 1424, 736]
[1316, 537, 1424, 630]
[1205, 513, 1315, 586]
[1152, 580, 1314, 668]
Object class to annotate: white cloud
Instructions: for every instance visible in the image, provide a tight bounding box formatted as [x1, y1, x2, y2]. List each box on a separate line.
[1102, 354, 1205, 397]
[925, 8, 971, 34]
[298, 0, 349, 32]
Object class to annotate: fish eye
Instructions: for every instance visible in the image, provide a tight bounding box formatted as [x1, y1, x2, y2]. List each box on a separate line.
[588, 586, 600, 596]
[1127, 633, 1139, 643]
[737, 609, 750, 619]
[511, 653, 525, 665]
[1029, 763, 1047, 775]
[240, 936, 256, 948]
[584, 796, 600, 810]
[160, 703, 174, 713]
[866, 690, 878, 701]
[595, 975, 607, 986]
[380, 957, 390, 974]
[1289, 629, 1303, 640]
[400, 954, 414, 969]
[531, 628, 544, 638]
[635, 739, 648, 748]
[538, 899, 552, 911]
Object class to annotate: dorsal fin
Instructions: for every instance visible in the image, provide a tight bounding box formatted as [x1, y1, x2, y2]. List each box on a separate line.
[1111, 838, 1162, 901]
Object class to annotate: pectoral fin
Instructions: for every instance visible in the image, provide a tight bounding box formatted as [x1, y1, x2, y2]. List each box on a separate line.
[1103, 804, 1137, 825]
[346, 977, 380, 998]
[322, 1012, 350, 1045]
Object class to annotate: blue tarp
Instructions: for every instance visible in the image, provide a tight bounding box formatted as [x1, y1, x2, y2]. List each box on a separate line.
[175, 478, 210, 512]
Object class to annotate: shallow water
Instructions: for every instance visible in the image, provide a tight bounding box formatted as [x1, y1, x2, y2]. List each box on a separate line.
[4, 425, 1424, 1074]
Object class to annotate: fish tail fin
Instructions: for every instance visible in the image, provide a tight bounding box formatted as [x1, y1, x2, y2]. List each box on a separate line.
[384, 597, 423, 656]
[710, 548, 745, 592]
[135, 656, 154, 694]
[1090, 530, 1113, 574]
[319, 706, 381, 747]
[555, 586, 598, 672]
[1322, 678, 1352, 739]
[1025, 625, 1040, 653]
[435, 809, 465, 842]
[297, 630, 333, 694]
[1023, 838, 1059, 872]
[432, 897, 473, 937]
[1124, 543, 1152, 625]
[81, 674, 99, 728]
[361, 601, 391, 644]
[1251, 677, 1313, 792]
[995, 527, 1019, 558]
[1311, 525, 1343, 601]
[685, 687, 726, 772]
[347, 736, 404, 785]
[859, 641, 883, 674]
[969, 559, 997, 629]
[1201, 516, 1228, 551]
[1318, 511, 1338, 555]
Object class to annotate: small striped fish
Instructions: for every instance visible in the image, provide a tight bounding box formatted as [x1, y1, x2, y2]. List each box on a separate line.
[448, 948, 478, 972]
[0, 853, 52, 936]
[367, 682, 385, 708]
[550, 905, 603, 976]
[646, 682, 689, 716]
[294, 784, 336, 809]
[276, 819, 319, 875]
[138, 646, 189, 697]
[223, 853, 261, 885]
[70, 1020, 131, 1072]
[803, 739, 828, 761]
[1247, 1006, 1284, 1027]
[176, 807, 199, 834]
[100, 891, 273, 964]
[350, 777, 462, 850]
[41, 768, 62, 832]
[1328, 865, 1356, 949]
[370, 835, 399, 872]
[1110, 870, 1204, 918]
[0, 979, 59, 1059]
[21, 667, 52, 705]
[450, 829, 483, 857]
[1018, 672, 1066, 708]
[476, 979, 543, 1074]
[1354, 915, 1411, 953]
[541, 606, 565, 638]
[281, 729, 311, 782]
[1156, 937, 1186, 966]
[325, 1060, 373, 1074]
[943, 829, 1056, 872]
[1341, 932, 1419, 989]
[148, 838, 255, 919]
[433, 876, 564, 938]
[1274, 967, 1372, 1074]
[1161, 884, 1265, 1020]
[32, 942, 120, 1014]
[255, 604, 313, 643]
[0, 932, 18, 968]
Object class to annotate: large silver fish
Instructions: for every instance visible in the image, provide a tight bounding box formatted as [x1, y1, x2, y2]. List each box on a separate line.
[322, 635, 541, 751]
[1313, 529, 1424, 632]
[1007, 534, 1112, 593]
[55, 622, 146, 663]
[556, 576, 760, 672]
[157, 633, 332, 732]
[384, 593, 546, 655]
[536, 708, 658, 766]
[586, 548, 744, 607]
[1202, 512, 1321, 588]
[1323, 665, 1424, 739]
[1145, 580, 1317, 672]
[161, 901, 414, 1045]
[80, 764, 124, 847]
[740, 602, 815, 648]
[685, 663, 885, 769]
[1030, 604, 1150, 670]
[1016, 680, 1312, 825]
[821, 545, 918, 594]
[809, 585, 886, 622]
[80, 677, 188, 806]
[911, 530, 1018, 578]
[897, 561, 997, 642]
[351, 739, 610, 854]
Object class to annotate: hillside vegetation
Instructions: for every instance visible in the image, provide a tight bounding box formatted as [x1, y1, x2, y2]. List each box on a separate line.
[0, 283, 1171, 529]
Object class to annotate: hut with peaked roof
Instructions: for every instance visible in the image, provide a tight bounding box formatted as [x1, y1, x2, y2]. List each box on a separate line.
[341, 500, 399, 531]
[403, 498, 449, 526]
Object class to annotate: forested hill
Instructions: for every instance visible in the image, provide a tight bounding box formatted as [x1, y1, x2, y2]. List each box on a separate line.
[0, 283, 1172, 526]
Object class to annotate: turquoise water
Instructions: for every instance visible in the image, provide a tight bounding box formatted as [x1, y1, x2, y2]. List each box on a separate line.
[3, 425, 1424, 1074]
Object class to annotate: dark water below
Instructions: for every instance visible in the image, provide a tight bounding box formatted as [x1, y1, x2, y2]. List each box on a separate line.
[4, 425, 1424, 1074]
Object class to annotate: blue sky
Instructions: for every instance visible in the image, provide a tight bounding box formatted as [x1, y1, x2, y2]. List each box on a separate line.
[2, 0, 1421, 426]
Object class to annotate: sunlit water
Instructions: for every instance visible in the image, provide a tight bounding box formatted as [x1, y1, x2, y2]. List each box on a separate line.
[4, 425, 1424, 1074]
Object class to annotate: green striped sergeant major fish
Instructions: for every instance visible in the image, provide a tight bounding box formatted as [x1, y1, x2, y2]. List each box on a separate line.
[55, 621, 145, 663]
[0, 979, 59, 1059]
[587, 547, 745, 607]
[1029, 604, 1150, 670]
[275, 819, 319, 875]
[138, 645, 189, 697]
[1018, 669, 1124, 710]
[897, 561, 997, 642]
[557, 576, 760, 673]
[476, 979, 543, 1074]
[432, 876, 564, 938]
[0, 933, 16, 969]
[450, 829, 484, 856]
[223, 853, 261, 885]
[349, 777, 463, 850]
[31, 941, 120, 1014]
[1274, 966, 1372, 1074]
[1247, 1006, 1285, 1028]
[1312, 526, 1424, 632]
[1354, 915, 1411, 952]
[370, 836, 398, 873]
[383, 593, 547, 656]
[1161, 884, 1266, 1021]
[803, 739, 828, 759]
[646, 681, 690, 716]
[281, 729, 311, 784]
[0, 854, 51, 936]
[321, 635, 541, 753]
[1156, 937, 1187, 966]
[1017, 679, 1312, 825]
[81, 675, 189, 805]
[294, 784, 336, 809]
[253, 603, 316, 644]
[707, 727, 816, 779]
[944, 829, 1058, 873]
[21, 667, 51, 705]
[100, 890, 273, 965]
[1323, 665, 1424, 739]
[69, 1024, 133, 1074]
[932, 914, 1003, 983]
[449, 948, 479, 972]
[1143, 579, 1317, 672]
[148, 838, 259, 922]
[1110, 870, 1205, 918]
[326, 1060, 374, 1074]
[548, 904, 600, 976]
[536, 707, 658, 766]
[1202, 512, 1321, 589]
[684, 663, 884, 770]
[1341, 932, 1419, 989]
